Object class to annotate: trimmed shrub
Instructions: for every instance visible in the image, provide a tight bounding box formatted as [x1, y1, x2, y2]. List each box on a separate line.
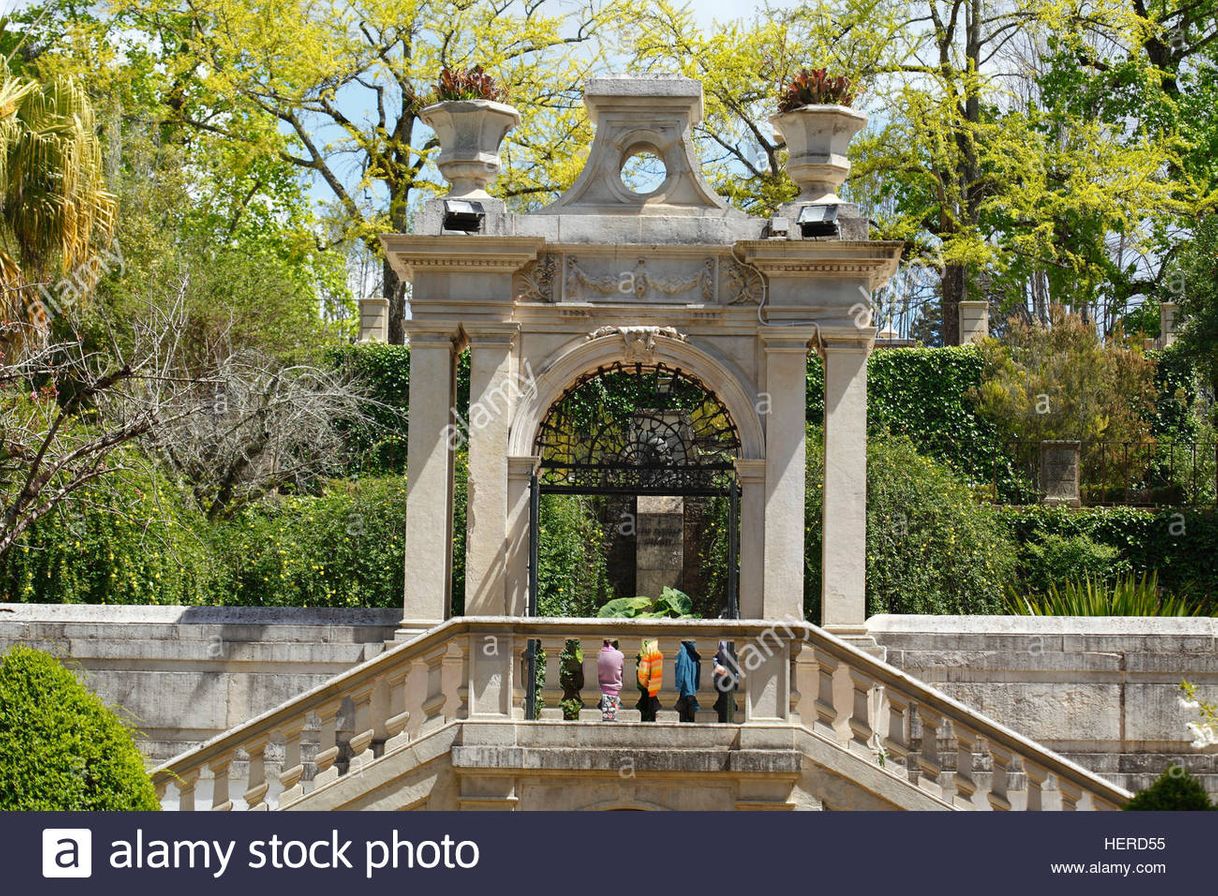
[805, 428, 1016, 619]
[0, 466, 225, 605]
[1018, 531, 1128, 594]
[998, 505, 1218, 604]
[0, 646, 160, 810]
[1124, 767, 1215, 811]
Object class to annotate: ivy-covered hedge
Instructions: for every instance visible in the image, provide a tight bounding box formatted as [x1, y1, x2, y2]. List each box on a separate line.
[998, 505, 1218, 601]
[807, 346, 1010, 486]
[0, 646, 160, 810]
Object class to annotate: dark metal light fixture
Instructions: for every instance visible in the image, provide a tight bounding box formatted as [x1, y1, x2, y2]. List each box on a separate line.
[797, 203, 839, 238]
[442, 199, 485, 233]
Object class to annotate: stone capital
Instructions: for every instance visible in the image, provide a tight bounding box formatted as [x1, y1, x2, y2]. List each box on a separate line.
[381, 235, 546, 280]
[404, 323, 459, 349]
[760, 325, 817, 354]
[736, 240, 903, 290]
[815, 325, 875, 356]
[734, 458, 766, 483]
[507, 455, 541, 480]
[463, 321, 521, 349]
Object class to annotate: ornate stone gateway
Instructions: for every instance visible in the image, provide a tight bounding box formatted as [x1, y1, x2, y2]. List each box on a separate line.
[383, 76, 902, 637]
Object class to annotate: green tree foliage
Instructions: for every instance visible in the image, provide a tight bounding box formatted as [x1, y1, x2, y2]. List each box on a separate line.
[536, 495, 614, 618]
[805, 427, 1016, 618]
[0, 645, 160, 810]
[1017, 531, 1128, 595]
[1124, 767, 1215, 811]
[1173, 215, 1218, 405]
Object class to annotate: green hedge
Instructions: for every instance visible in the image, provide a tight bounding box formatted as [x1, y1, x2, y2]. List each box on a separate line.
[805, 428, 1015, 618]
[0, 646, 160, 810]
[216, 477, 408, 608]
[0, 467, 225, 605]
[997, 505, 1218, 601]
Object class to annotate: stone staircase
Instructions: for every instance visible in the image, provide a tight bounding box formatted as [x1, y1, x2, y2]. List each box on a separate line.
[151, 617, 1130, 811]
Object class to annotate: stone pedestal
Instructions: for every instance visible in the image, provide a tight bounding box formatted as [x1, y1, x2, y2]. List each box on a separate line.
[958, 301, 989, 344]
[1039, 440, 1081, 507]
[358, 297, 389, 343]
[636, 496, 684, 596]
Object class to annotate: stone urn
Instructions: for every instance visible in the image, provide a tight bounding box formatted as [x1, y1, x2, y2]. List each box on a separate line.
[420, 99, 520, 199]
[769, 104, 867, 204]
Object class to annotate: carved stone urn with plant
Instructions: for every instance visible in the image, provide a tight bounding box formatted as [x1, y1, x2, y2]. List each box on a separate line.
[420, 66, 519, 200]
[770, 68, 866, 204]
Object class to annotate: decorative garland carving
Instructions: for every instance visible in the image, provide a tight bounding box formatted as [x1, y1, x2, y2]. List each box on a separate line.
[565, 256, 715, 301]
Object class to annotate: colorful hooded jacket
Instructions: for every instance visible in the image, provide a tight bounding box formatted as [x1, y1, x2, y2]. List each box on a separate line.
[674, 640, 701, 699]
[636, 639, 663, 697]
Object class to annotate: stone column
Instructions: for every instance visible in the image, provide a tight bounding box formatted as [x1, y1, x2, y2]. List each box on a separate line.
[761, 328, 816, 620]
[505, 455, 539, 616]
[402, 326, 457, 632]
[818, 327, 874, 637]
[464, 325, 520, 616]
[735, 458, 766, 618]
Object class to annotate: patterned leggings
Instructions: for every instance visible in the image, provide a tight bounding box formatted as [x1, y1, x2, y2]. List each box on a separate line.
[599, 693, 621, 721]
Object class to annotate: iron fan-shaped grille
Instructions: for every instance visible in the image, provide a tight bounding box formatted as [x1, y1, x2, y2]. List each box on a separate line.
[534, 362, 741, 495]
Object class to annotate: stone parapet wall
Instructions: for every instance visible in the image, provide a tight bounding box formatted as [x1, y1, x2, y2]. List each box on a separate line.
[0, 604, 401, 763]
[869, 615, 1218, 795]
[2, 604, 1215, 796]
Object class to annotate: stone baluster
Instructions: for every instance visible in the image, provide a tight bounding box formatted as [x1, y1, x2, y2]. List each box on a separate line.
[346, 684, 377, 774]
[789, 642, 817, 726]
[441, 640, 465, 721]
[209, 757, 232, 811]
[987, 741, 1013, 811]
[242, 737, 270, 810]
[1058, 777, 1082, 812]
[175, 770, 199, 812]
[845, 667, 875, 756]
[277, 720, 307, 808]
[1025, 762, 1049, 811]
[953, 726, 978, 809]
[812, 648, 843, 742]
[312, 700, 343, 789]
[538, 636, 566, 718]
[882, 688, 913, 770]
[917, 708, 943, 795]
[403, 657, 429, 740]
[382, 667, 413, 752]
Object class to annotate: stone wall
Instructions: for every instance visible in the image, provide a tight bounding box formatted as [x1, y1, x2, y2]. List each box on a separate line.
[869, 615, 1218, 796]
[0, 604, 400, 763]
[2, 604, 1215, 795]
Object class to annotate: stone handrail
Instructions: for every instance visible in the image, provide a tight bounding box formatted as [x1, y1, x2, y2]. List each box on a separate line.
[151, 616, 1130, 811]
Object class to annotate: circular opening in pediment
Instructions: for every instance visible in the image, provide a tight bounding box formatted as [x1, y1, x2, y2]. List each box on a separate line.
[620, 147, 667, 195]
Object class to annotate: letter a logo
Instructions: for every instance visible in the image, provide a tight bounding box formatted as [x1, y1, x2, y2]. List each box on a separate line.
[42, 829, 92, 878]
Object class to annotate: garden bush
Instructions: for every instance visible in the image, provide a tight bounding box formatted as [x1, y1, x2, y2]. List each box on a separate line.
[0, 464, 225, 605]
[998, 505, 1218, 604]
[1123, 767, 1215, 811]
[807, 346, 1010, 488]
[1017, 531, 1128, 594]
[805, 428, 1016, 618]
[0, 646, 160, 810]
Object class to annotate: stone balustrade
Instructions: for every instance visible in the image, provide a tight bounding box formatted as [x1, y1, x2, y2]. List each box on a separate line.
[152, 617, 1129, 811]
